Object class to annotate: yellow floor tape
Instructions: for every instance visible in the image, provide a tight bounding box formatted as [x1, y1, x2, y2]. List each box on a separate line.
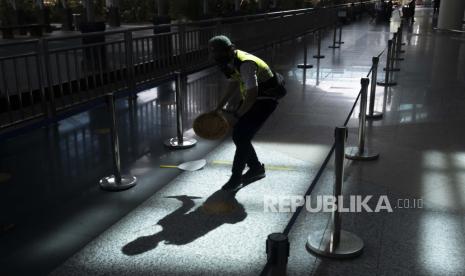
[159, 165, 178, 169]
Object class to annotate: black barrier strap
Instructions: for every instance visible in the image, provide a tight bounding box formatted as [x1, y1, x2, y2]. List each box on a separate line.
[344, 89, 362, 127]
[366, 49, 386, 78]
[283, 143, 336, 237]
[259, 85, 363, 276]
[280, 86, 360, 237]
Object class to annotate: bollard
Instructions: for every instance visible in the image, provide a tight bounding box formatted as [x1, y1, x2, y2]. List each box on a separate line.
[395, 28, 405, 60]
[397, 26, 405, 53]
[297, 34, 313, 85]
[391, 32, 397, 56]
[316, 58, 321, 86]
[336, 24, 344, 45]
[367, 56, 383, 120]
[297, 34, 314, 70]
[346, 78, 380, 161]
[400, 21, 406, 46]
[266, 233, 289, 276]
[384, 35, 400, 72]
[306, 126, 364, 258]
[389, 33, 400, 72]
[124, 31, 137, 101]
[328, 24, 340, 49]
[378, 40, 397, 86]
[313, 29, 325, 59]
[164, 71, 197, 149]
[100, 93, 137, 191]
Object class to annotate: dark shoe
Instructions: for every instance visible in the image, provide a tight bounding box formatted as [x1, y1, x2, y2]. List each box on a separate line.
[242, 163, 266, 185]
[221, 176, 242, 191]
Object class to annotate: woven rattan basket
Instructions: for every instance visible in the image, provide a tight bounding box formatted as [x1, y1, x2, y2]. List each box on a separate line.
[193, 112, 230, 140]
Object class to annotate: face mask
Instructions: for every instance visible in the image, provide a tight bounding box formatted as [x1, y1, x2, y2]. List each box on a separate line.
[219, 63, 235, 78]
[214, 54, 231, 65]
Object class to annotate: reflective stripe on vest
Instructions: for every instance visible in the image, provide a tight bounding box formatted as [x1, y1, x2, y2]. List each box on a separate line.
[230, 50, 273, 99]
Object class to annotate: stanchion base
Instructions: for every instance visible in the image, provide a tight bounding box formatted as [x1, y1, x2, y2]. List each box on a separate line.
[399, 50, 405, 53]
[329, 45, 340, 49]
[366, 111, 383, 120]
[99, 175, 137, 191]
[377, 81, 397, 87]
[306, 229, 364, 259]
[297, 64, 314, 69]
[383, 68, 400, 72]
[345, 146, 380, 161]
[336, 41, 345, 44]
[164, 137, 197, 149]
[313, 55, 325, 59]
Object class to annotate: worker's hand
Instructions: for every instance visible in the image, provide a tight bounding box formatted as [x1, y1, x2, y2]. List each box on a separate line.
[219, 110, 238, 127]
[213, 106, 223, 114]
[226, 116, 238, 128]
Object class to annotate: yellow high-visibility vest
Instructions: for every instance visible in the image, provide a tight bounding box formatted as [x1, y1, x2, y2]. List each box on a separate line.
[230, 50, 273, 99]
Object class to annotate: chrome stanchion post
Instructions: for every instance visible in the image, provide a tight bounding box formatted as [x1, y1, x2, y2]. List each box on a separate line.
[390, 33, 401, 72]
[164, 71, 197, 149]
[395, 27, 405, 59]
[297, 34, 313, 84]
[397, 26, 405, 53]
[266, 233, 289, 276]
[329, 24, 340, 49]
[346, 78, 380, 161]
[390, 32, 397, 65]
[298, 34, 314, 69]
[384, 41, 392, 84]
[386, 34, 400, 71]
[336, 24, 344, 45]
[307, 126, 364, 258]
[367, 56, 383, 120]
[389, 34, 398, 79]
[124, 31, 137, 101]
[400, 21, 406, 46]
[179, 24, 187, 69]
[313, 29, 325, 59]
[391, 32, 397, 56]
[100, 93, 137, 191]
[316, 56, 321, 86]
[378, 40, 397, 86]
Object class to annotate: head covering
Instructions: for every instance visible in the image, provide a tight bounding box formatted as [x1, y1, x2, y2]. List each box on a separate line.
[208, 35, 233, 52]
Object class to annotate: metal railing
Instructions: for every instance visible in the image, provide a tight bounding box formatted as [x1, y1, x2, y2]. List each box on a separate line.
[0, 1, 377, 131]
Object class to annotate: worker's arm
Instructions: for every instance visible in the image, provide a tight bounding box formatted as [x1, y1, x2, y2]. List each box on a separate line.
[215, 80, 238, 112]
[235, 86, 258, 117]
[235, 61, 259, 117]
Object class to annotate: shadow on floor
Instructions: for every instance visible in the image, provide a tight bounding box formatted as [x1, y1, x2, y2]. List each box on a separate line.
[122, 190, 247, 255]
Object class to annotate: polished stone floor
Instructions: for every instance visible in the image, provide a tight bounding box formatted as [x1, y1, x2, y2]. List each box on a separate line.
[1, 7, 465, 276]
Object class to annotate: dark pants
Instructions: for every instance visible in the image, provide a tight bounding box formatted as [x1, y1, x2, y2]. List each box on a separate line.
[231, 99, 278, 177]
